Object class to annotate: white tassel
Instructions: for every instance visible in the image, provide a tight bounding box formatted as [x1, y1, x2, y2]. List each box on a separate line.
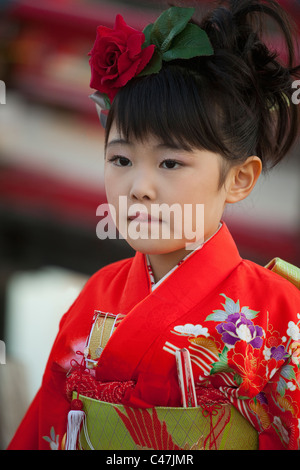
[65, 409, 85, 450]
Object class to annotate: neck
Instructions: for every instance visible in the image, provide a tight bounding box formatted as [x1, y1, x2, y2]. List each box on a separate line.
[147, 223, 222, 283]
[147, 244, 198, 283]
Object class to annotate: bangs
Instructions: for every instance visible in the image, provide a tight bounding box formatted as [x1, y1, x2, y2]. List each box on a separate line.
[105, 64, 233, 157]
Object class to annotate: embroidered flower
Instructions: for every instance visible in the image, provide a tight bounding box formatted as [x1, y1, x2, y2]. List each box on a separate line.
[287, 321, 300, 341]
[287, 381, 296, 391]
[173, 323, 209, 337]
[289, 340, 300, 365]
[89, 14, 155, 102]
[228, 343, 265, 393]
[270, 345, 289, 361]
[263, 346, 271, 360]
[256, 391, 268, 405]
[216, 312, 264, 349]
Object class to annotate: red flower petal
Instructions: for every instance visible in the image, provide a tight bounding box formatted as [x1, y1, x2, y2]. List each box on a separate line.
[136, 44, 156, 75]
[114, 14, 142, 38]
[126, 32, 145, 58]
[95, 24, 114, 39]
[115, 56, 139, 87]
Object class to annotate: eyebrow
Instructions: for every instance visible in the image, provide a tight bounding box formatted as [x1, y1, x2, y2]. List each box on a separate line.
[105, 138, 130, 152]
[156, 142, 189, 151]
[106, 138, 130, 147]
[106, 138, 190, 152]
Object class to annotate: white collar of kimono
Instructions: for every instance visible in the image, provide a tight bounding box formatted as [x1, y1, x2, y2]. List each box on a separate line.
[146, 223, 223, 291]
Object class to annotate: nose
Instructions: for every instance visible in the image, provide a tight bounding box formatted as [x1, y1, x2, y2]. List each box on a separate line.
[129, 170, 157, 201]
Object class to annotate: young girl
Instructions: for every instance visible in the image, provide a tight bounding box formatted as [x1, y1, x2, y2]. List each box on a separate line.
[8, 0, 300, 450]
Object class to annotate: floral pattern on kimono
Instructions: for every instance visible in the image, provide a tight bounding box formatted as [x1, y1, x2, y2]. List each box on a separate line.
[166, 293, 300, 449]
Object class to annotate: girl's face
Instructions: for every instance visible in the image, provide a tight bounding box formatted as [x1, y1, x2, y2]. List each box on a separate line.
[104, 122, 229, 258]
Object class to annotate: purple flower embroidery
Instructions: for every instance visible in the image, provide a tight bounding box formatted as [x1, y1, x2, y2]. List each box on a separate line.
[216, 312, 264, 349]
[256, 391, 268, 405]
[270, 345, 289, 361]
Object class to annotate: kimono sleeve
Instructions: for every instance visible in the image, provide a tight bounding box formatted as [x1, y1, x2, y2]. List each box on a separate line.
[208, 271, 300, 450]
[246, 281, 300, 450]
[258, 322, 300, 450]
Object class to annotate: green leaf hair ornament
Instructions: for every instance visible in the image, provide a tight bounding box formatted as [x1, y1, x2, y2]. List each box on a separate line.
[140, 7, 214, 76]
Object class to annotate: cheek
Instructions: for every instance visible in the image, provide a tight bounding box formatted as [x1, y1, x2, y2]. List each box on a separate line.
[104, 169, 119, 199]
[104, 175, 127, 226]
[176, 181, 214, 206]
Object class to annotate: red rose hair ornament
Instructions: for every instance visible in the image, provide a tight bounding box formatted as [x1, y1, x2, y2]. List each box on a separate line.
[89, 7, 214, 127]
[89, 14, 155, 102]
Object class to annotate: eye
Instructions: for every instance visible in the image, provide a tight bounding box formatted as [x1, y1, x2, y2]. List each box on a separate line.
[108, 155, 131, 167]
[160, 159, 182, 169]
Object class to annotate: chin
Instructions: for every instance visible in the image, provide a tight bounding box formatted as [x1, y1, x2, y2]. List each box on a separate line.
[125, 238, 191, 256]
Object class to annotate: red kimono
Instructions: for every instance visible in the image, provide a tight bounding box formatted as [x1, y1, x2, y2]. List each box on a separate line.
[7, 223, 300, 450]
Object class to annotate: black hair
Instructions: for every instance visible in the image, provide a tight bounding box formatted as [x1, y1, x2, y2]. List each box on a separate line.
[105, 0, 300, 180]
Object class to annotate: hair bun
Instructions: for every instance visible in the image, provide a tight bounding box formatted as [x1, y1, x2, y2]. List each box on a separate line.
[202, 0, 297, 65]
[199, 0, 300, 167]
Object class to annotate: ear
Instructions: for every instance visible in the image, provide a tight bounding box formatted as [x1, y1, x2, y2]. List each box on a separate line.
[225, 156, 262, 204]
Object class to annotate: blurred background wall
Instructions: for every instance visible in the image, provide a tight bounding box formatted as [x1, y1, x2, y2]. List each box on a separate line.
[0, 0, 299, 449]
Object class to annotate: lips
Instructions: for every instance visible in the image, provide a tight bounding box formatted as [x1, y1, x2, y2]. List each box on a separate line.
[128, 211, 161, 223]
